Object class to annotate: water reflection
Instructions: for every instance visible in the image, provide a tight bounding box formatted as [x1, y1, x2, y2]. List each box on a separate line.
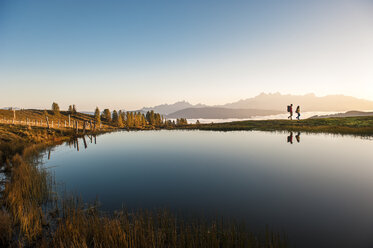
[287, 132, 301, 144]
[64, 135, 98, 153]
[295, 132, 300, 143]
[43, 130, 373, 248]
[287, 132, 293, 144]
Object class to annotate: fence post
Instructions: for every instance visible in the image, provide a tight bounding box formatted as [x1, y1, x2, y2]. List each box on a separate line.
[68, 115, 71, 127]
[46, 116, 50, 129]
[83, 121, 86, 134]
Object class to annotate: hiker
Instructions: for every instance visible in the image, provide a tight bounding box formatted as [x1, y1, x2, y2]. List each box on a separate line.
[287, 132, 293, 144]
[295, 105, 301, 120]
[287, 104, 293, 120]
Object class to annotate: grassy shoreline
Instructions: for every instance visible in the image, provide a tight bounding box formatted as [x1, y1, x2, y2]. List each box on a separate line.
[183, 116, 373, 136]
[3, 115, 370, 247]
[0, 124, 288, 247]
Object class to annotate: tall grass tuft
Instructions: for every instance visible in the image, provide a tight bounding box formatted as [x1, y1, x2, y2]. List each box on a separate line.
[4, 154, 52, 243]
[0, 209, 12, 246]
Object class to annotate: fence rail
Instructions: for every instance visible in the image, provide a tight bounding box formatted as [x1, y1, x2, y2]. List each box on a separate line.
[0, 117, 101, 131]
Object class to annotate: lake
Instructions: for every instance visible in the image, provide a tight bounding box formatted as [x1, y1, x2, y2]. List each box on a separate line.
[42, 130, 373, 248]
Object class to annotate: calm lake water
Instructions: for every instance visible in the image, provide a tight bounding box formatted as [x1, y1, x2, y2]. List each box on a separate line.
[43, 130, 373, 248]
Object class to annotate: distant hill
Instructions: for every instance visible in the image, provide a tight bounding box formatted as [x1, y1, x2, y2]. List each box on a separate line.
[167, 107, 282, 119]
[138, 101, 207, 115]
[310, 111, 373, 119]
[220, 93, 373, 112]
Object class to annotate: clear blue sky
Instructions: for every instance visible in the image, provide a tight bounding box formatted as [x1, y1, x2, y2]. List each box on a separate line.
[1, 0, 373, 110]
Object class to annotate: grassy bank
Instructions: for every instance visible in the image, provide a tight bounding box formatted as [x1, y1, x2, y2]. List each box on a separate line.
[184, 116, 373, 136]
[0, 124, 288, 247]
[0, 109, 116, 129]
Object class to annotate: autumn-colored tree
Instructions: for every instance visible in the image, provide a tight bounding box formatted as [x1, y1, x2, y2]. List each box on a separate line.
[102, 109, 111, 122]
[126, 112, 134, 127]
[117, 111, 124, 127]
[146, 110, 156, 126]
[176, 118, 188, 126]
[72, 105, 77, 114]
[120, 111, 126, 127]
[112, 110, 118, 124]
[52, 102, 60, 116]
[94, 107, 101, 126]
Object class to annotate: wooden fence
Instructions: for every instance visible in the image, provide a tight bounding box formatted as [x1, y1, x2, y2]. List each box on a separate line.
[0, 117, 102, 131]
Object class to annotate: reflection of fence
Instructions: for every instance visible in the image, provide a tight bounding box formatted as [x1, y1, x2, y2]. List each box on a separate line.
[0, 117, 101, 131]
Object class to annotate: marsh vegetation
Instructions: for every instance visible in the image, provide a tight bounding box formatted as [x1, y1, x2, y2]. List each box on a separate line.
[186, 116, 373, 136]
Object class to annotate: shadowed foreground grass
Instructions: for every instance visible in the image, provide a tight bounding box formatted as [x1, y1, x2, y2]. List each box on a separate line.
[51, 199, 287, 248]
[0, 125, 288, 247]
[184, 116, 373, 136]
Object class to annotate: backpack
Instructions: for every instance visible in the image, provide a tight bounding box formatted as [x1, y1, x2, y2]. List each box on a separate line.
[287, 105, 291, 112]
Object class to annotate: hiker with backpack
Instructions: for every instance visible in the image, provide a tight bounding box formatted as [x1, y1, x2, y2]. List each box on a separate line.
[296, 105, 301, 120]
[287, 104, 293, 120]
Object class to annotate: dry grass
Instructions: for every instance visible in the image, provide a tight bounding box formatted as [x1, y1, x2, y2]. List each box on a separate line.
[0, 109, 115, 130]
[0, 209, 12, 247]
[51, 199, 287, 248]
[4, 154, 52, 243]
[184, 116, 373, 136]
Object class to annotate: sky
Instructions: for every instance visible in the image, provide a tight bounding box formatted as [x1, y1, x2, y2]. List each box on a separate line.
[1, 0, 373, 111]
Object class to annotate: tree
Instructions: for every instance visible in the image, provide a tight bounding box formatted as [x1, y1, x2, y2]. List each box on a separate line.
[102, 109, 111, 122]
[120, 111, 126, 127]
[112, 110, 118, 123]
[72, 105, 77, 114]
[94, 107, 101, 126]
[68, 105, 73, 113]
[146, 110, 155, 126]
[52, 102, 60, 116]
[196, 120, 200, 125]
[176, 118, 188, 126]
[117, 111, 124, 127]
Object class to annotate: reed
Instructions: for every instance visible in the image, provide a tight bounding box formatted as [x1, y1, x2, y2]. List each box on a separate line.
[0, 209, 12, 247]
[3, 154, 52, 243]
[51, 198, 287, 248]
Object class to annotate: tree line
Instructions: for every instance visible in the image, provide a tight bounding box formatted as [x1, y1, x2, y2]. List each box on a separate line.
[50, 102, 188, 128]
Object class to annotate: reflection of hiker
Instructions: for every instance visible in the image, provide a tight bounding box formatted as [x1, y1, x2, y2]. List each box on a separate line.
[295, 132, 300, 143]
[287, 104, 293, 120]
[287, 132, 293, 144]
[295, 106, 301, 120]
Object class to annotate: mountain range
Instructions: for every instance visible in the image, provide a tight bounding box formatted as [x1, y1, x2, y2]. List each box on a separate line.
[136, 93, 373, 119]
[167, 107, 282, 119]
